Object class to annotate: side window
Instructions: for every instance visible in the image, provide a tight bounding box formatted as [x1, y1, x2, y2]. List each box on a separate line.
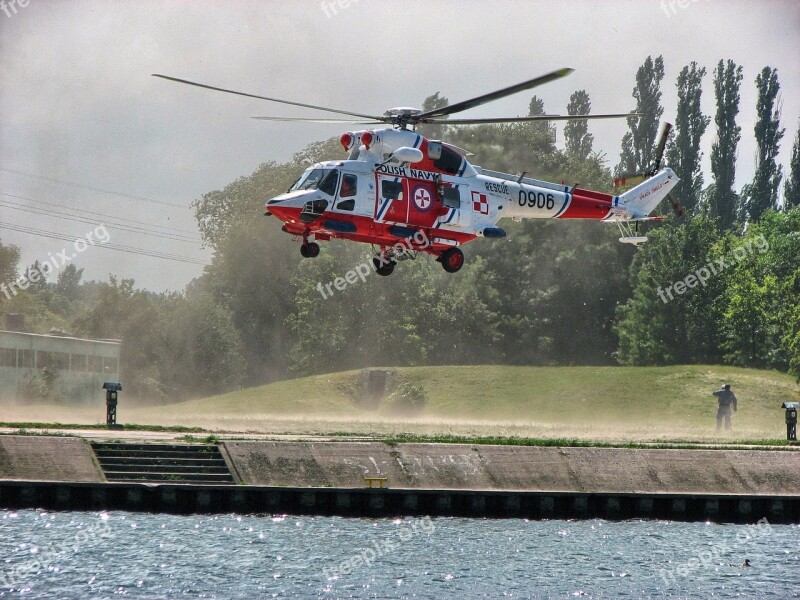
[318, 170, 339, 196]
[433, 146, 462, 175]
[443, 187, 460, 208]
[336, 174, 357, 210]
[381, 180, 403, 200]
[340, 174, 357, 198]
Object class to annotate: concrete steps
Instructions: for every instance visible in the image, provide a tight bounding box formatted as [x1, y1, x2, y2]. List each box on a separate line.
[91, 442, 235, 484]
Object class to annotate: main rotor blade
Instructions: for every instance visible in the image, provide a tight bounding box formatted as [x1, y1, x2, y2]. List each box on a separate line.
[152, 74, 385, 121]
[425, 113, 640, 125]
[413, 67, 574, 120]
[252, 116, 386, 124]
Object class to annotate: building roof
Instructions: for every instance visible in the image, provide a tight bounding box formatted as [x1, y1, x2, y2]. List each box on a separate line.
[0, 330, 121, 345]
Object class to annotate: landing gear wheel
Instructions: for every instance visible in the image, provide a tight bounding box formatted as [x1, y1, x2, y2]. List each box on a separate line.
[373, 255, 396, 276]
[300, 242, 320, 258]
[441, 247, 464, 273]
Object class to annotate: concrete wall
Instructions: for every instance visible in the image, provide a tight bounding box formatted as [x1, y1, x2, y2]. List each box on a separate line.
[0, 436, 104, 482]
[222, 441, 800, 495]
[0, 436, 797, 496]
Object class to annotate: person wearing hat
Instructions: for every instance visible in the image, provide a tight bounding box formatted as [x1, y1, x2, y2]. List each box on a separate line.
[713, 384, 738, 430]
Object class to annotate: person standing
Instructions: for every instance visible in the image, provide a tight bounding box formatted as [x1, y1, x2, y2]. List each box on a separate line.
[713, 384, 738, 430]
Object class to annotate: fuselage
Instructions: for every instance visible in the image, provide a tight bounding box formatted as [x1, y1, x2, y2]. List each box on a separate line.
[265, 128, 637, 259]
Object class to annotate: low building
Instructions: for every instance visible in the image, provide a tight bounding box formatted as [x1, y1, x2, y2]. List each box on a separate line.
[0, 330, 120, 403]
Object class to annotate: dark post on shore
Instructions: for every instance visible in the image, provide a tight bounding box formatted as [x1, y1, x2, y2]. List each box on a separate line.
[783, 402, 798, 442]
[103, 382, 122, 428]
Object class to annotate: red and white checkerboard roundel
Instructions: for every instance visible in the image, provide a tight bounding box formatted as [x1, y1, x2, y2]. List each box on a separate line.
[412, 185, 433, 212]
[472, 191, 489, 215]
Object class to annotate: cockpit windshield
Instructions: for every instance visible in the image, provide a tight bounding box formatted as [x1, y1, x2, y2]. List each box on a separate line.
[289, 168, 339, 195]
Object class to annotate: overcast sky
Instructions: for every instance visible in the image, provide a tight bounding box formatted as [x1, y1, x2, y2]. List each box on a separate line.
[1, 0, 798, 292]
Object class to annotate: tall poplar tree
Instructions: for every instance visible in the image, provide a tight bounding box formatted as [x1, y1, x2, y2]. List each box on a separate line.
[564, 90, 593, 162]
[666, 62, 710, 215]
[616, 55, 665, 178]
[707, 59, 743, 230]
[784, 122, 800, 209]
[743, 66, 785, 222]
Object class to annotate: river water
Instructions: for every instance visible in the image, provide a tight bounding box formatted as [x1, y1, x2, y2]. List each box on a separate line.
[0, 510, 797, 599]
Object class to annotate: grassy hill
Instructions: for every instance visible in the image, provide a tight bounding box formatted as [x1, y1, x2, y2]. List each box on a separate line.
[7, 365, 798, 442]
[131, 365, 799, 441]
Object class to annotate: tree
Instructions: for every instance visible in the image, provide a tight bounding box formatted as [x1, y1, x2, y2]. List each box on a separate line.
[615, 218, 724, 366]
[743, 66, 785, 222]
[159, 291, 246, 396]
[707, 59, 743, 231]
[782, 121, 800, 208]
[721, 208, 800, 369]
[417, 92, 448, 140]
[666, 63, 710, 215]
[56, 264, 84, 302]
[564, 90, 593, 162]
[526, 94, 557, 157]
[0, 239, 20, 296]
[616, 55, 665, 178]
[24, 261, 50, 293]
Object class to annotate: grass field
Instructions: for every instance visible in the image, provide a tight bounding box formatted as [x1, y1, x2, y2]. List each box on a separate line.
[4, 365, 798, 443]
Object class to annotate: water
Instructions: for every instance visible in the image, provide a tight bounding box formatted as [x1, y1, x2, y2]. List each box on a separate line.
[0, 510, 797, 599]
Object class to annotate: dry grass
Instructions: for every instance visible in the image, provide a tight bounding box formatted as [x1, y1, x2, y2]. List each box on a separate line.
[3, 365, 797, 443]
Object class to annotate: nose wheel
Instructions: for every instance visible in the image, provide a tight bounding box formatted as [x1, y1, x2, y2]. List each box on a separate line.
[372, 254, 396, 276]
[300, 242, 320, 258]
[440, 247, 464, 273]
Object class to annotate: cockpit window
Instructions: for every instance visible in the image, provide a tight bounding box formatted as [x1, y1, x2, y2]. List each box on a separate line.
[318, 170, 339, 196]
[289, 168, 339, 193]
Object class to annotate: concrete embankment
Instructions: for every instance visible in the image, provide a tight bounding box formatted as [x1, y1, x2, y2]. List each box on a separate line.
[0, 436, 103, 482]
[223, 441, 800, 495]
[0, 436, 798, 522]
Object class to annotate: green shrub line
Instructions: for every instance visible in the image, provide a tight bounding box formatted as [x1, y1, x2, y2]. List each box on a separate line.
[1, 422, 793, 450]
[0, 422, 205, 433]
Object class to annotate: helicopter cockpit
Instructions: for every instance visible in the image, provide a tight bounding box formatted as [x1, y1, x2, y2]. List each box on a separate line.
[288, 168, 339, 195]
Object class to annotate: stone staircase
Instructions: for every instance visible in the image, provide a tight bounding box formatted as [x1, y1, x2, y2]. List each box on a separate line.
[91, 442, 235, 484]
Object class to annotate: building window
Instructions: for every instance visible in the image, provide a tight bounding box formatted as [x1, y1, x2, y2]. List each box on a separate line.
[50, 352, 69, 369]
[71, 354, 88, 372]
[103, 357, 119, 374]
[0, 347, 16, 367]
[36, 351, 52, 369]
[89, 355, 104, 373]
[18, 350, 33, 369]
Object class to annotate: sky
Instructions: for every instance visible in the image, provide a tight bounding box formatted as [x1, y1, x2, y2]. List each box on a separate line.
[1, 0, 798, 292]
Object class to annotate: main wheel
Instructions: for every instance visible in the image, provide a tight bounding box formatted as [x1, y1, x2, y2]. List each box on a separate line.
[441, 247, 464, 273]
[373, 256, 396, 276]
[300, 242, 320, 258]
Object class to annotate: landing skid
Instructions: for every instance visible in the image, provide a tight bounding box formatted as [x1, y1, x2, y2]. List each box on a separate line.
[615, 221, 648, 246]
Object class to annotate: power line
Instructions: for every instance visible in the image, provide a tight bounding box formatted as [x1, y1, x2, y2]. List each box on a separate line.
[1, 195, 201, 244]
[0, 192, 201, 238]
[0, 221, 207, 265]
[0, 167, 190, 209]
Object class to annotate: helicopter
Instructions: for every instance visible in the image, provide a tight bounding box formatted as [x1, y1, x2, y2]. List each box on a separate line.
[154, 68, 680, 276]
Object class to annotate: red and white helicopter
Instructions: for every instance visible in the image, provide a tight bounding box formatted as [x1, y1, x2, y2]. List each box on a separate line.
[155, 68, 680, 275]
